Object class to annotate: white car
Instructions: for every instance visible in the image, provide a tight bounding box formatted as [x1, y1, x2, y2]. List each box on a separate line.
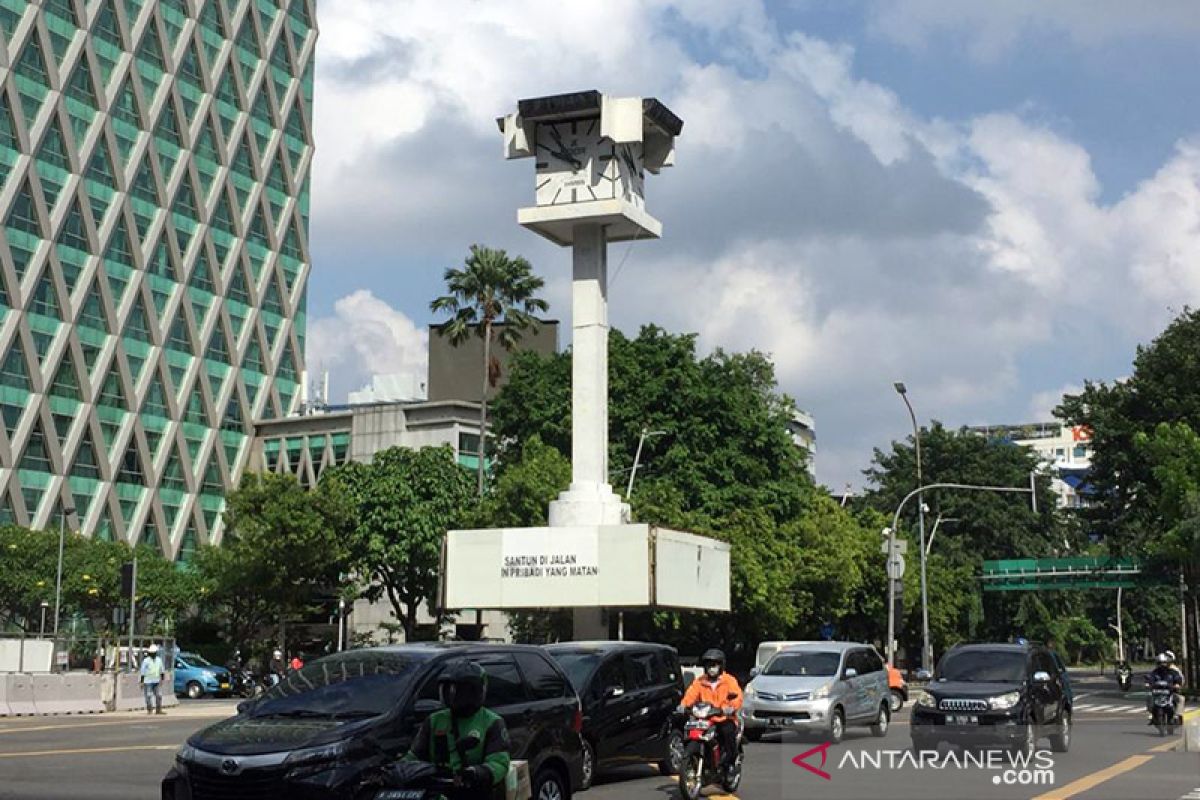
[743, 642, 892, 744]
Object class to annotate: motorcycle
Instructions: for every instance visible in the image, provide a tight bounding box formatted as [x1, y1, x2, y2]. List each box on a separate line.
[677, 701, 744, 800]
[1148, 678, 1179, 736]
[1116, 662, 1132, 692]
[229, 667, 265, 698]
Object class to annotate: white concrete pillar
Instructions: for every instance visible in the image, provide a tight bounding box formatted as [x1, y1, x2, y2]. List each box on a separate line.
[571, 224, 608, 487]
[548, 224, 630, 527]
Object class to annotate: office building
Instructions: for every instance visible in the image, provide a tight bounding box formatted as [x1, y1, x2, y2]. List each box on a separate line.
[0, 0, 315, 557]
[970, 422, 1093, 508]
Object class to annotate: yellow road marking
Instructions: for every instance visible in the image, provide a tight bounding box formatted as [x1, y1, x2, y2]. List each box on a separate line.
[1031, 754, 1153, 800]
[0, 744, 177, 758]
[1148, 739, 1180, 753]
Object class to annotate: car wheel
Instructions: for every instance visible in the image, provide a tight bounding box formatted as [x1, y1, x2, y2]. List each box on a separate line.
[533, 765, 569, 800]
[185, 681, 203, 700]
[658, 730, 684, 775]
[871, 701, 891, 737]
[890, 689, 905, 712]
[828, 706, 845, 745]
[1049, 710, 1071, 753]
[579, 739, 595, 790]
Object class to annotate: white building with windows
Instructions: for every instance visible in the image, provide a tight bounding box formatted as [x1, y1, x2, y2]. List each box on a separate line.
[970, 422, 1093, 508]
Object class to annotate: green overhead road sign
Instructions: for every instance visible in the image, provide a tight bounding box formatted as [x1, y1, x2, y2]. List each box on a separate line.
[980, 557, 1157, 591]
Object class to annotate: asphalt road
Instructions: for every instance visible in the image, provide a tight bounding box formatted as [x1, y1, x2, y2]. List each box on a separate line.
[1, 680, 1198, 800]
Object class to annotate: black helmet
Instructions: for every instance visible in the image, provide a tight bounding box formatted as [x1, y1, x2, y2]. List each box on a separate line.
[701, 649, 725, 678]
[438, 660, 488, 718]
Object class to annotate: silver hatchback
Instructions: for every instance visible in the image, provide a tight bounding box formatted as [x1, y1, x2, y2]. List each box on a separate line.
[742, 642, 892, 743]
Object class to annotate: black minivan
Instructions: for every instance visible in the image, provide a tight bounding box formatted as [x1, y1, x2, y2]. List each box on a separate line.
[546, 641, 685, 789]
[162, 644, 585, 800]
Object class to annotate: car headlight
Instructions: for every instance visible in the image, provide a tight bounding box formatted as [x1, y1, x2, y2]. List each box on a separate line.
[811, 683, 832, 700]
[988, 691, 1022, 711]
[175, 743, 196, 764]
[917, 693, 936, 708]
[744, 684, 756, 699]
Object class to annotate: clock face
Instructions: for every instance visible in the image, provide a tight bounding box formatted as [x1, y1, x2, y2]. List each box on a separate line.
[535, 119, 605, 206]
[534, 120, 647, 207]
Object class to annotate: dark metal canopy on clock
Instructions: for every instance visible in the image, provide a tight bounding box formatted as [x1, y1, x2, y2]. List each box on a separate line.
[502, 90, 684, 137]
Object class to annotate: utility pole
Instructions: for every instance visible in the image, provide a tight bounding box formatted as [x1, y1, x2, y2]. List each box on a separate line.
[126, 555, 137, 673]
[625, 428, 667, 499]
[894, 382, 929, 672]
[51, 507, 76, 638]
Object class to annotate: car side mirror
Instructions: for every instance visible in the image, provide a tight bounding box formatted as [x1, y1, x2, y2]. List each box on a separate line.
[603, 686, 625, 700]
[915, 669, 933, 682]
[749, 667, 760, 679]
[843, 668, 858, 680]
[1032, 671, 1051, 684]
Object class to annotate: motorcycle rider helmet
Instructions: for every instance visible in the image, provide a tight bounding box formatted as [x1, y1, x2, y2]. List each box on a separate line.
[1165, 650, 1176, 663]
[273, 649, 283, 660]
[701, 648, 726, 680]
[438, 660, 488, 718]
[1157, 653, 1171, 666]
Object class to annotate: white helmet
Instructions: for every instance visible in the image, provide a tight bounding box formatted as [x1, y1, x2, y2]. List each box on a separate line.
[273, 649, 283, 659]
[1165, 650, 1176, 662]
[148, 644, 159, 655]
[1157, 653, 1171, 665]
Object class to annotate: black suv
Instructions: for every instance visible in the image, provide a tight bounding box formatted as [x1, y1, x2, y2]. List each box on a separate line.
[546, 641, 684, 789]
[911, 642, 1073, 753]
[162, 644, 584, 800]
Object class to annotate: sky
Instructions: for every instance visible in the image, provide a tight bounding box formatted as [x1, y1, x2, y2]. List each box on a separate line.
[302, 0, 1200, 491]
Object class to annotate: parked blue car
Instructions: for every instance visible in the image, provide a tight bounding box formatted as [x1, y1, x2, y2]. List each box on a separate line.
[173, 651, 231, 699]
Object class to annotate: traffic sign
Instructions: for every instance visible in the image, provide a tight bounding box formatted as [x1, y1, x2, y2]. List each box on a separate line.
[887, 553, 907, 580]
[880, 540, 909, 555]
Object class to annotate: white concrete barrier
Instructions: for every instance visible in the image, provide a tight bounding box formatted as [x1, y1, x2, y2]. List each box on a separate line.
[506, 761, 531, 800]
[29, 674, 68, 714]
[5, 674, 39, 715]
[113, 672, 144, 712]
[0, 674, 12, 716]
[161, 671, 178, 709]
[60, 673, 105, 714]
[1183, 709, 1200, 752]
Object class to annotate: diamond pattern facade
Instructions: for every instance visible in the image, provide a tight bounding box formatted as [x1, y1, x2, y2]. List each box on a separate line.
[0, 0, 314, 559]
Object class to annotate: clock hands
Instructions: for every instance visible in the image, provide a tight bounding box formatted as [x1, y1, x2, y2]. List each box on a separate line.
[547, 126, 584, 170]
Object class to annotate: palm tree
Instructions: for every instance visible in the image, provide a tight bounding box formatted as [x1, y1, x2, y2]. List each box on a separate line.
[431, 245, 548, 494]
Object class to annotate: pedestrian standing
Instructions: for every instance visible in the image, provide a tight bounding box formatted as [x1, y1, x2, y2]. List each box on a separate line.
[140, 644, 166, 715]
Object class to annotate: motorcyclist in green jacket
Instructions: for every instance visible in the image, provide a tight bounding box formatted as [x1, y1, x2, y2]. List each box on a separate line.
[405, 660, 511, 800]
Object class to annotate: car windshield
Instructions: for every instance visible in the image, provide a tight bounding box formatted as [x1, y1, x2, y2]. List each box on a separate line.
[548, 651, 603, 691]
[181, 653, 213, 667]
[937, 651, 1027, 683]
[251, 652, 419, 719]
[764, 651, 840, 677]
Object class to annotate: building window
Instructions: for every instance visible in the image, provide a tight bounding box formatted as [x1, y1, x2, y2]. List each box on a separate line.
[1073, 444, 1088, 459]
[458, 432, 480, 456]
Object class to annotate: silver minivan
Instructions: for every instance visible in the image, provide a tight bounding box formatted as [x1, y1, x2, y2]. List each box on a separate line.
[742, 642, 892, 743]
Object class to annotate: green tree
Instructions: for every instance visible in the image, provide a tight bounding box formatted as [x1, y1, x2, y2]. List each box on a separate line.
[430, 245, 549, 495]
[864, 422, 1067, 651]
[216, 472, 354, 647]
[1057, 309, 1200, 680]
[330, 446, 476, 640]
[488, 325, 878, 660]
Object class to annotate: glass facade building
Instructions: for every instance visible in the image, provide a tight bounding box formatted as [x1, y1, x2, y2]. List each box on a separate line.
[0, 0, 313, 558]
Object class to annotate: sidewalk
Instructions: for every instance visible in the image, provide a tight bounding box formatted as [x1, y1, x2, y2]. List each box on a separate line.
[0, 699, 238, 729]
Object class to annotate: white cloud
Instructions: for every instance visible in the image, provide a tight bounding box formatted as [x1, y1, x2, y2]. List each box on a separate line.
[1027, 384, 1084, 422]
[306, 291, 428, 402]
[309, 1, 1200, 488]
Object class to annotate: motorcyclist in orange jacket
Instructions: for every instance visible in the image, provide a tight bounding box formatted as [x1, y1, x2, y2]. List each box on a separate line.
[680, 649, 743, 769]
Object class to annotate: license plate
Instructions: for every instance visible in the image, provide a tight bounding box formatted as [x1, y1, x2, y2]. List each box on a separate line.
[219, 683, 230, 689]
[767, 717, 793, 727]
[948, 715, 978, 725]
[376, 791, 425, 800]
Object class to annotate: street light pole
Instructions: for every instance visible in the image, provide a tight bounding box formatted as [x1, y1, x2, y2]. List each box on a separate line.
[39, 601, 49, 638]
[894, 382, 931, 673]
[625, 428, 667, 499]
[885, 481, 1038, 667]
[51, 506, 76, 638]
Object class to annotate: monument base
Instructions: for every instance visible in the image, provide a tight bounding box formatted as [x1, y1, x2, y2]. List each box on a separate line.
[441, 524, 731, 613]
[548, 482, 630, 527]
